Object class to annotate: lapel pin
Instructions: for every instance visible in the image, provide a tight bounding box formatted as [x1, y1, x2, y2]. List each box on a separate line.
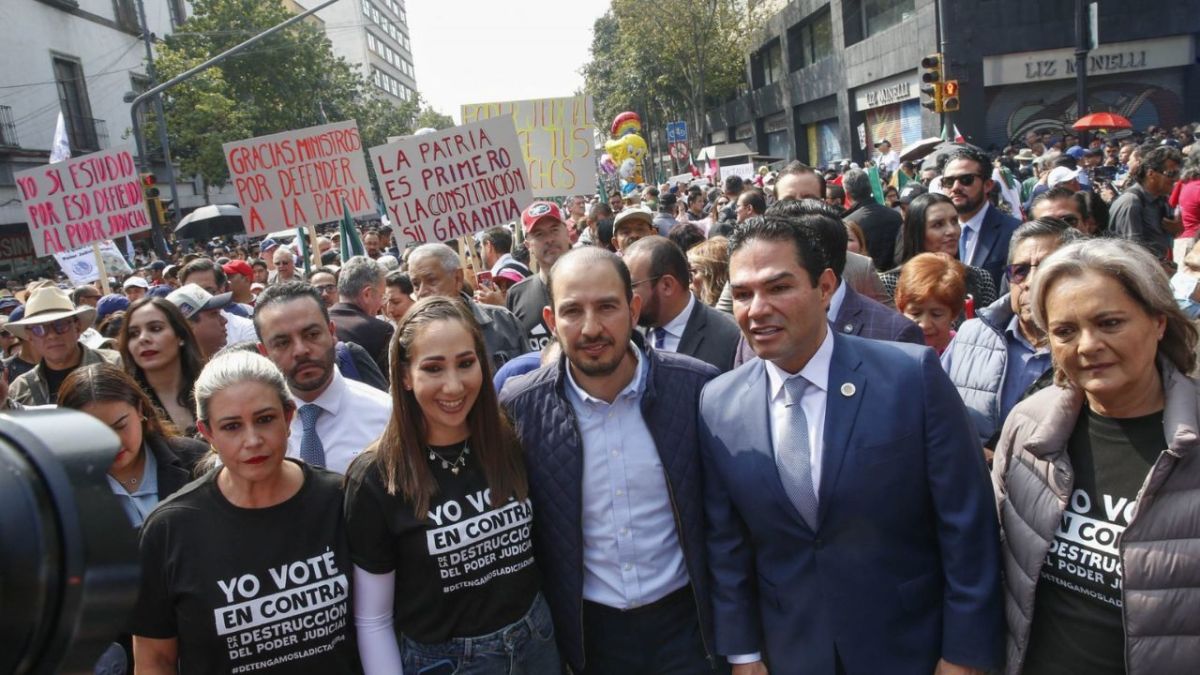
[840, 382, 856, 397]
[843, 324, 853, 333]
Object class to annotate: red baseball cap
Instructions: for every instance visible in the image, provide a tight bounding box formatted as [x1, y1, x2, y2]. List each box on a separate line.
[222, 260, 254, 280]
[520, 201, 564, 234]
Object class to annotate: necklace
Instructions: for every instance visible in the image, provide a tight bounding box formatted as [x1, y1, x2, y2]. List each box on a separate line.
[428, 442, 470, 475]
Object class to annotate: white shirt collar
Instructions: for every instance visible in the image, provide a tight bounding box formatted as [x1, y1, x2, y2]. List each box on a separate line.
[659, 294, 696, 339]
[565, 342, 644, 405]
[960, 200, 990, 233]
[292, 366, 347, 415]
[764, 327, 833, 400]
[826, 280, 847, 320]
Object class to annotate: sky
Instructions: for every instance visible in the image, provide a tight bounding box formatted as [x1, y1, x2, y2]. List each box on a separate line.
[406, 0, 611, 123]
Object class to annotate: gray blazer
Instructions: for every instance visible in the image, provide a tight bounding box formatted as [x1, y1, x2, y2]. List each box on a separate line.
[676, 300, 741, 373]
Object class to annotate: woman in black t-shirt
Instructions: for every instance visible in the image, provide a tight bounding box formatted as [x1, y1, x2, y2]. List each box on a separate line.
[345, 296, 558, 674]
[129, 351, 359, 675]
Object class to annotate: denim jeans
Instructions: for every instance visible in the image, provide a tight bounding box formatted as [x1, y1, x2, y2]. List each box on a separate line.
[401, 593, 562, 674]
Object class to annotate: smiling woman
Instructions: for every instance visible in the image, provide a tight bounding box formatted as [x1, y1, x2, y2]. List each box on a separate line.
[344, 296, 555, 674]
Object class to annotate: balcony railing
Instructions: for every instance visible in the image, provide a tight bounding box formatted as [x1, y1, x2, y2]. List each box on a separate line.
[67, 115, 108, 153]
[0, 106, 18, 147]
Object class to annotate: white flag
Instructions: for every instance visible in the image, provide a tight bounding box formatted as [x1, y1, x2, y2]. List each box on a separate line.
[49, 112, 71, 163]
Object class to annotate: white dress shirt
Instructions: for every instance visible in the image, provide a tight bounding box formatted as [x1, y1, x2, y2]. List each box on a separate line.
[764, 328, 833, 499]
[826, 280, 847, 322]
[959, 201, 991, 265]
[653, 294, 696, 353]
[222, 310, 259, 346]
[564, 345, 689, 609]
[286, 368, 392, 474]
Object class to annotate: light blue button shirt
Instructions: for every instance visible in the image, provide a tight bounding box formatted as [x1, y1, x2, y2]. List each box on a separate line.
[564, 345, 690, 609]
[105, 446, 159, 528]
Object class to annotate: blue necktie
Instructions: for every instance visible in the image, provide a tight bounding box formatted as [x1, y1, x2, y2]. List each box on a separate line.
[777, 377, 818, 528]
[958, 225, 972, 263]
[653, 327, 667, 350]
[298, 404, 326, 468]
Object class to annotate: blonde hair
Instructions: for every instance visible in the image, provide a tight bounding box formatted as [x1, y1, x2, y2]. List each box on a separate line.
[194, 351, 292, 424]
[687, 236, 730, 306]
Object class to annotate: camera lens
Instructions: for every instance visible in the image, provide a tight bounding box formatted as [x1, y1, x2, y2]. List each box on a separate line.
[0, 410, 139, 675]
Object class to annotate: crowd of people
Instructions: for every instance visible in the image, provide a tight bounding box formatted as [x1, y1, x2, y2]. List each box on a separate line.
[4, 121, 1200, 675]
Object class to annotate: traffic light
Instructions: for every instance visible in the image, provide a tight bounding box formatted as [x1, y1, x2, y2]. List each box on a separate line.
[941, 80, 961, 112]
[921, 53, 944, 114]
[140, 173, 169, 226]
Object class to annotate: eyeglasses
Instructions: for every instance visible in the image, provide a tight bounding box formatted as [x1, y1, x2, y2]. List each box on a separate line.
[28, 318, 75, 338]
[942, 173, 984, 187]
[314, 284, 336, 295]
[632, 275, 664, 288]
[1005, 262, 1040, 285]
[1153, 168, 1181, 179]
[1058, 214, 1080, 227]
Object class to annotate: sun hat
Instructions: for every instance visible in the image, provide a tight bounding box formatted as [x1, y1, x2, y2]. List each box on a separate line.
[6, 286, 96, 339]
[613, 206, 655, 234]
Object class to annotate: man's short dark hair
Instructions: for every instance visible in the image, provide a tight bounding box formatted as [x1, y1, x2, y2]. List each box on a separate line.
[546, 247, 632, 307]
[308, 266, 338, 281]
[659, 192, 678, 212]
[251, 258, 268, 270]
[71, 285, 99, 305]
[763, 198, 847, 280]
[252, 281, 329, 340]
[666, 223, 706, 254]
[481, 226, 512, 255]
[723, 174, 745, 196]
[1029, 186, 1080, 214]
[1051, 154, 1078, 170]
[938, 145, 991, 176]
[776, 161, 827, 198]
[740, 188, 767, 215]
[386, 270, 413, 295]
[1007, 217, 1087, 264]
[1135, 145, 1184, 183]
[589, 202, 614, 220]
[842, 169, 875, 204]
[624, 235, 690, 288]
[729, 212, 830, 288]
[180, 258, 227, 289]
[643, 186, 659, 199]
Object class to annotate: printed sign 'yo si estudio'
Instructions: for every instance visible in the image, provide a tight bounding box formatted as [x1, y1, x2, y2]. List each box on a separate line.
[223, 120, 375, 236]
[14, 147, 150, 257]
[369, 116, 533, 249]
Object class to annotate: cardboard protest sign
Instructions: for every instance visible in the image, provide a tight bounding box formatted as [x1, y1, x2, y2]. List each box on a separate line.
[223, 120, 374, 236]
[54, 240, 133, 285]
[461, 95, 595, 198]
[719, 162, 756, 182]
[14, 147, 150, 257]
[369, 116, 533, 249]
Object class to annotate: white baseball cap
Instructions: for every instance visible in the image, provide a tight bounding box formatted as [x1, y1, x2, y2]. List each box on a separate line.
[1047, 166, 1082, 188]
[122, 276, 149, 290]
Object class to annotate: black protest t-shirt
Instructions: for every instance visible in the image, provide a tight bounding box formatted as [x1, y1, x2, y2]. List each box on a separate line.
[129, 460, 358, 675]
[506, 275, 553, 353]
[1024, 407, 1164, 675]
[344, 442, 540, 644]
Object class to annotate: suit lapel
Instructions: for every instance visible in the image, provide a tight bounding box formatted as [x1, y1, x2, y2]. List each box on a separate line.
[818, 333, 866, 525]
[740, 361, 809, 527]
[971, 207, 1000, 269]
[676, 301, 706, 356]
[832, 285, 864, 337]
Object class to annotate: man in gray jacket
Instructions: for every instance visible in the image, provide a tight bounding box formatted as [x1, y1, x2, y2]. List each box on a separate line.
[407, 242, 528, 368]
[941, 219, 1082, 450]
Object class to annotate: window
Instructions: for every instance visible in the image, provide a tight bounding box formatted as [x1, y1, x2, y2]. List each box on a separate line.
[751, 39, 783, 88]
[843, 0, 914, 45]
[53, 56, 100, 153]
[788, 6, 833, 71]
[168, 0, 187, 27]
[112, 0, 138, 32]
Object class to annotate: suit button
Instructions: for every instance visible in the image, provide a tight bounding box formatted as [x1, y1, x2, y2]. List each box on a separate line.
[842, 324, 853, 333]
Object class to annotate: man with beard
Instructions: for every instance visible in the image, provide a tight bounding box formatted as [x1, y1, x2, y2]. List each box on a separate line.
[507, 201, 573, 352]
[624, 236, 741, 372]
[254, 282, 390, 474]
[941, 146, 1021, 286]
[499, 247, 722, 674]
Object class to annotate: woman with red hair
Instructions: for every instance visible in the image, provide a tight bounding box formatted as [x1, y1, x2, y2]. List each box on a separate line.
[895, 252, 967, 354]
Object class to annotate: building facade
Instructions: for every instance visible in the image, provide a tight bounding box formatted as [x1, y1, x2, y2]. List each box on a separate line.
[295, 0, 418, 105]
[707, 0, 1200, 167]
[0, 0, 193, 277]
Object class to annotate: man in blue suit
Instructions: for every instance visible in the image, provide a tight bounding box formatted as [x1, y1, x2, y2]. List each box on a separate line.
[941, 146, 1021, 287]
[700, 206, 1002, 675]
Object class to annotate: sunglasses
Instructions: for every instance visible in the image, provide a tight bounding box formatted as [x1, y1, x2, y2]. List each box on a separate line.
[943, 173, 984, 187]
[1005, 262, 1039, 285]
[28, 318, 75, 338]
[1154, 168, 1181, 179]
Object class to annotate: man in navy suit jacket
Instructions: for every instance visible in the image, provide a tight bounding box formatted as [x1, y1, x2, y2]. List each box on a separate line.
[702, 207, 1002, 675]
[941, 146, 1021, 287]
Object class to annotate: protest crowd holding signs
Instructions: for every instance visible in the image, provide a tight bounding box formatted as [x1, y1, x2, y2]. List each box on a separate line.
[7, 80, 1200, 675]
